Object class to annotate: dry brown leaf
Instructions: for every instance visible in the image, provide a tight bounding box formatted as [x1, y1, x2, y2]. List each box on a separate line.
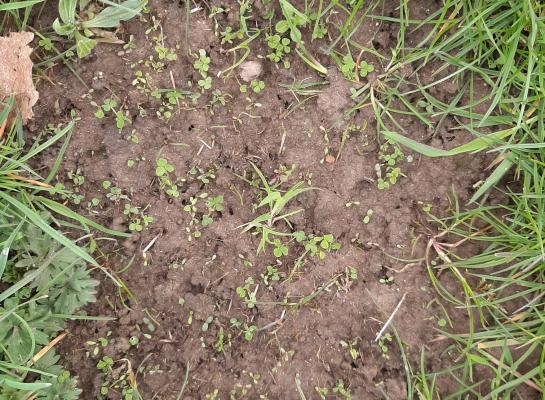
[0, 31, 39, 123]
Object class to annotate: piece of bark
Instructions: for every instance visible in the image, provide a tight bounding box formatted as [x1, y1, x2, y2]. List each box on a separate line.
[0, 32, 39, 123]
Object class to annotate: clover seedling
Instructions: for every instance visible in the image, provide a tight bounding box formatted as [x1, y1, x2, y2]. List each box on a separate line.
[251, 79, 265, 93]
[266, 33, 291, 65]
[67, 168, 85, 187]
[86, 197, 100, 212]
[206, 195, 224, 212]
[211, 89, 230, 106]
[198, 76, 212, 91]
[273, 239, 289, 257]
[102, 180, 128, 202]
[243, 324, 257, 341]
[97, 356, 114, 373]
[359, 60, 374, 78]
[379, 275, 394, 284]
[340, 53, 357, 80]
[123, 203, 153, 232]
[378, 333, 392, 359]
[155, 158, 174, 176]
[155, 43, 177, 61]
[230, 318, 242, 328]
[194, 49, 211, 77]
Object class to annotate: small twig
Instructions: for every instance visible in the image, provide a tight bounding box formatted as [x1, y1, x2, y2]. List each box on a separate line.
[258, 310, 286, 332]
[374, 293, 407, 342]
[169, 71, 180, 107]
[6, 172, 52, 188]
[143, 234, 160, 253]
[30, 332, 67, 365]
[354, 48, 365, 83]
[198, 138, 212, 149]
[295, 373, 307, 400]
[278, 126, 287, 156]
[176, 363, 191, 400]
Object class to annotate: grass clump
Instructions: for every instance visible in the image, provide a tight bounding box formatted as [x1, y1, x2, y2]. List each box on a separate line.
[0, 94, 125, 399]
[239, 163, 315, 257]
[373, 0, 545, 397]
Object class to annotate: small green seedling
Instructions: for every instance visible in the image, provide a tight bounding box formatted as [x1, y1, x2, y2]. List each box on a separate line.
[378, 333, 392, 359]
[211, 89, 230, 106]
[207, 195, 224, 212]
[266, 33, 291, 66]
[155, 158, 179, 198]
[375, 140, 406, 190]
[251, 79, 265, 93]
[379, 275, 394, 284]
[315, 386, 329, 399]
[239, 163, 315, 256]
[261, 265, 281, 286]
[345, 266, 358, 282]
[86, 197, 100, 212]
[340, 53, 357, 80]
[243, 324, 257, 341]
[230, 318, 242, 328]
[236, 277, 257, 308]
[276, 0, 310, 42]
[198, 76, 212, 91]
[295, 232, 341, 260]
[194, 49, 211, 77]
[340, 338, 360, 361]
[363, 209, 373, 224]
[53, 0, 146, 58]
[359, 61, 374, 78]
[102, 180, 128, 202]
[67, 168, 85, 187]
[220, 26, 243, 44]
[123, 203, 153, 232]
[333, 379, 352, 399]
[155, 158, 174, 176]
[273, 239, 289, 257]
[97, 356, 114, 373]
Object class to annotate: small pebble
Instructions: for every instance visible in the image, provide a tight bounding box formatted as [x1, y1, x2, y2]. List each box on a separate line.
[239, 60, 263, 82]
[325, 154, 336, 164]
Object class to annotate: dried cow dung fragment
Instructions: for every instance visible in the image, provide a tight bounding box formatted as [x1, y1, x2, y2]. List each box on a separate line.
[0, 31, 39, 123]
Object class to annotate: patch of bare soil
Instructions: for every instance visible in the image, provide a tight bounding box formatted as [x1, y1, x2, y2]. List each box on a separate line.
[31, 0, 490, 398]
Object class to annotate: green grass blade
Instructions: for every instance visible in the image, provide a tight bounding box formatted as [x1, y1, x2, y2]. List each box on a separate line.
[0, 191, 98, 266]
[468, 157, 514, 203]
[384, 128, 514, 157]
[0, 0, 43, 11]
[36, 196, 130, 237]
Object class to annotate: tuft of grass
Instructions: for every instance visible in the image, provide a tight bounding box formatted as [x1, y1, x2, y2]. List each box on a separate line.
[374, 0, 545, 397]
[238, 163, 315, 256]
[0, 95, 121, 397]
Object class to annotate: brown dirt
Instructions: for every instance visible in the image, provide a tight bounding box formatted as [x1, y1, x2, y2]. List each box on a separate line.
[30, 0, 494, 398]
